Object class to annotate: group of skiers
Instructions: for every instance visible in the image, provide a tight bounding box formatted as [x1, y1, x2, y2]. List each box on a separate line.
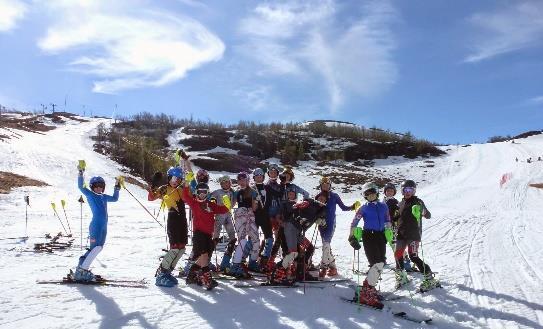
[71, 153, 440, 308]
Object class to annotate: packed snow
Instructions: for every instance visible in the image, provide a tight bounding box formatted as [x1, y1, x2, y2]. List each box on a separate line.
[1, 117, 542, 328]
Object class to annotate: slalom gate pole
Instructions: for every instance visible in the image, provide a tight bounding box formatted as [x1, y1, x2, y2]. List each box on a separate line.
[24, 195, 29, 238]
[122, 185, 164, 228]
[60, 200, 72, 235]
[51, 202, 68, 235]
[78, 196, 84, 250]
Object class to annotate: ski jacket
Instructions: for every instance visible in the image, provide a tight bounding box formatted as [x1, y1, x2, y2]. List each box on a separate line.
[264, 179, 283, 211]
[324, 192, 353, 226]
[210, 188, 235, 207]
[182, 186, 228, 235]
[234, 187, 258, 209]
[384, 196, 400, 228]
[78, 175, 119, 224]
[148, 184, 185, 213]
[396, 196, 431, 241]
[351, 201, 390, 232]
[283, 199, 326, 231]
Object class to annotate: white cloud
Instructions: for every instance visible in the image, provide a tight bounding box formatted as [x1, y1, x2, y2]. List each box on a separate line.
[38, 2, 225, 94]
[233, 85, 272, 112]
[238, 0, 398, 113]
[0, 0, 27, 32]
[527, 95, 543, 105]
[465, 1, 543, 63]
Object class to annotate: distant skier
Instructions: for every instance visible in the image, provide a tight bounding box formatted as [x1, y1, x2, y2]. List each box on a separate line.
[148, 166, 188, 287]
[317, 176, 359, 278]
[394, 180, 439, 292]
[71, 160, 120, 282]
[349, 182, 392, 309]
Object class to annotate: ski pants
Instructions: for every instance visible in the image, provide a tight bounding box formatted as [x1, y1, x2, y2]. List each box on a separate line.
[232, 207, 259, 263]
[213, 212, 236, 241]
[395, 239, 432, 273]
[362, 229, 386, 287]
[78, 219, 106, 269]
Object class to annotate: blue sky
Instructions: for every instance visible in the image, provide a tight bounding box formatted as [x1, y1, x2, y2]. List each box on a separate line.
[0, 0, 542, 144]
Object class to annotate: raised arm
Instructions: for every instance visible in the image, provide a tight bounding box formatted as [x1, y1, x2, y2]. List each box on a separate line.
[78, 174, 93, 197]
[334, 193, 353, 211]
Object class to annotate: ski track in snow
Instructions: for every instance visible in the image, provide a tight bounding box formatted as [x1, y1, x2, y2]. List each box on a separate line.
[1, 118, 543, 328]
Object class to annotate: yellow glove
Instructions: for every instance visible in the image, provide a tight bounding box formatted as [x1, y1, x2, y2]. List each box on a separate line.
[116, 176, 125, 188]
[222, 195, 231, 210]
[353, 200, 361, 211]
[77, 160, 86, 171]
[185, 171, 194, 184]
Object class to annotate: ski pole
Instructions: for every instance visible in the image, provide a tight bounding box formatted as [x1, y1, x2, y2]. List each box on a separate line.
[24, 195, 30, 238]
[78, 195, 84, 250]
[122, 184, 164, 228]
[60, 199, 72, 235]
[51, 202, 68, 235]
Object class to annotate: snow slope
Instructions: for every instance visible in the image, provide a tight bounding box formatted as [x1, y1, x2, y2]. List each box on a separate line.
[1, 118, 542, 329]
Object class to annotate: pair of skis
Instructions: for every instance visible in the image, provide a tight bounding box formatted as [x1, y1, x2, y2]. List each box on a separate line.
[37, 274, 147, 288]
[340, 296, 432, 324]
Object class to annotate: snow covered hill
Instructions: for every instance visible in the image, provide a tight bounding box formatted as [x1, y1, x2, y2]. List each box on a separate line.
[1, 117, 542, 328]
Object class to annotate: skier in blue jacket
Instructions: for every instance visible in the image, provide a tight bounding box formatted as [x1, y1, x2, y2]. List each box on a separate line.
[317, 176, 358, 278]
[349, 182, 393, 309]
[70, 160, 120, 282]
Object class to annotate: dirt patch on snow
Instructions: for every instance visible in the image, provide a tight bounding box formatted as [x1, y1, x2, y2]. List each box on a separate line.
[0, 171, 49, 194]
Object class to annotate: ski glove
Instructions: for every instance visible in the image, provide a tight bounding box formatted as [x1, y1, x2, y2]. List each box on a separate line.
[352, 200, 361, 211]
[351, 227, 363, 241]
[384, 228, 394, 244]
[77, 160, 86, 172]
[348, 235, 361, 250]
[185, 171, 194, 184]
[222, 195, 232, 210]
[115, 176, 124, 189]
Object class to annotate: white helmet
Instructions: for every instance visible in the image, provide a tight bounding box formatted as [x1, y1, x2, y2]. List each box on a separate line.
[362, 182, 379, 199]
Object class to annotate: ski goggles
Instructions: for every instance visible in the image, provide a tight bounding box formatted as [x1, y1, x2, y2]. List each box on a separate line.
[92, 182, 105, 189]
[363, 188, 377, 197]
[196, 188, 209, 196]
[402, 187, 415, 194]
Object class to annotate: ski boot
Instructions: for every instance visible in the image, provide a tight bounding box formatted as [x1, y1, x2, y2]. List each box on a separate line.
[178, 260, 194, 278]
[219, 254, 231, 272]
[394, 269, 409, 289]
[72, 267, 96, 282]
[420, 272, 441, 292]
[327, 266, 338, 277]
[319, 266, 328, 279]
[268, 266, 294, 286]
[198, 270, 218, 290]
[357, 280, 384, 309]
[155, 269, 178, 287]
[248, 259, 260, 272]
[227, 263, 251, 279]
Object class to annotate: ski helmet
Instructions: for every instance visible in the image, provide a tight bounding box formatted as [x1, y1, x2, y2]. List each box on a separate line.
[383, 182, 397, 195]
[237, 171, 249, 181]
[218, 175, 231, 184]
[167, 167, 183, 179]
[401, 180, 417, 192]
[195, 182, 210, 200]
[268, 164, 280, 176]
[285, 184, 297, 199]
[253, 168, 265, 178]
[89, 176, 105, 189]
[196, 169, 209, 183]
[362, 182, 378, 199]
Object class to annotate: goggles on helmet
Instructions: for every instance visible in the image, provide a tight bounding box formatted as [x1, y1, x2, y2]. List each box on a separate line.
[402, 187, 415, 194]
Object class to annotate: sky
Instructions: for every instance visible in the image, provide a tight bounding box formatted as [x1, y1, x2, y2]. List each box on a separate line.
[0, 0, 542, 144]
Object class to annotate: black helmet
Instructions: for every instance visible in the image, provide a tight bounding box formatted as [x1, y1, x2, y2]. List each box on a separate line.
[383, 182, 396, 195]
[401, 180, 416, 189]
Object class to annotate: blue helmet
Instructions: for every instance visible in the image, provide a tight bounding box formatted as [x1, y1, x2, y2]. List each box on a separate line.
[89, 176, 105, 188]
[253, 168, 265, 178]
[167, 167, 183, 179]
